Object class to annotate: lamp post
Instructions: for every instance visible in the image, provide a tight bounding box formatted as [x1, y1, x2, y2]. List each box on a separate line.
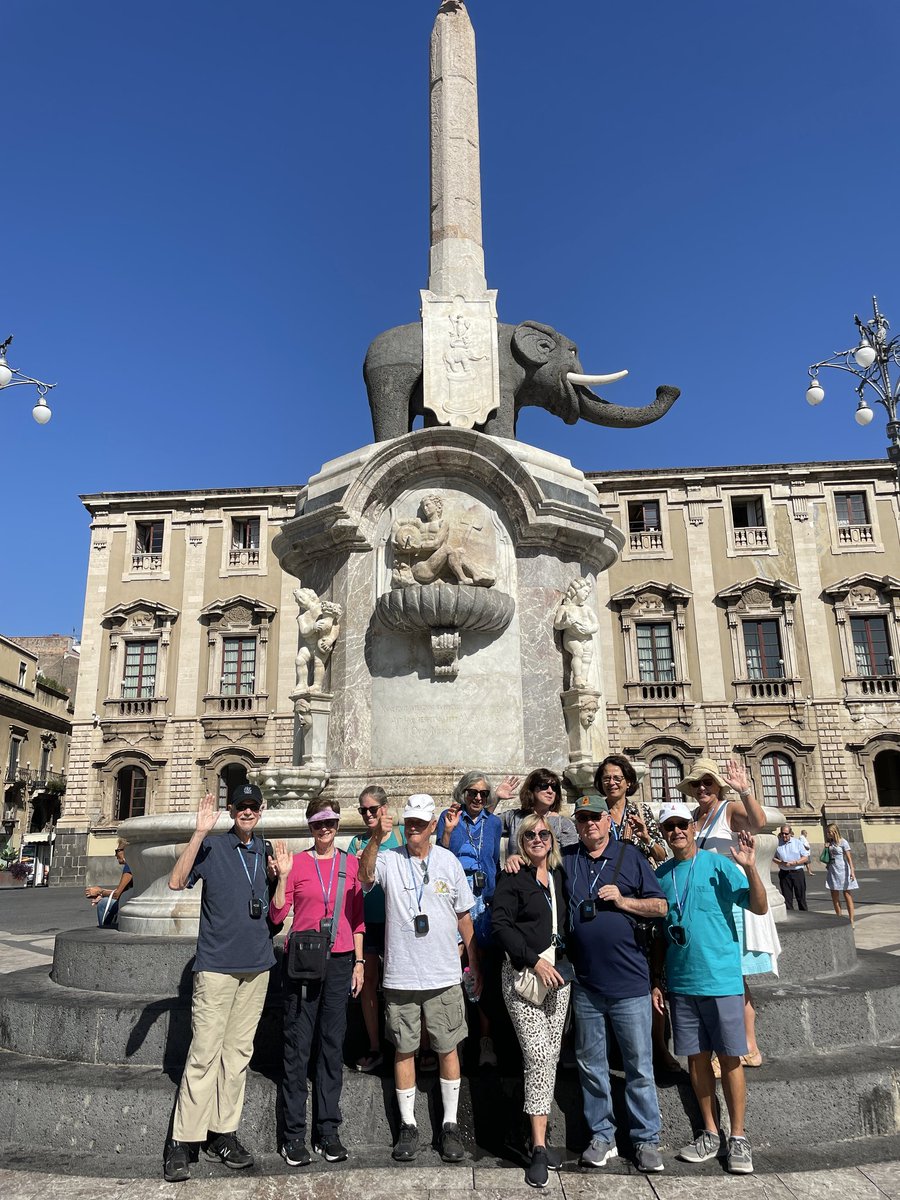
[806, 296, 900, 486]
[0, 335, 56, 424]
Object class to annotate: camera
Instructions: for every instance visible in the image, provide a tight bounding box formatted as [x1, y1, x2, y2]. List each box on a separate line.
[319, 917, 333, 936]
[667, 924, 687, 946]
[579, 899, 596, 921]
[471, 870, 486, 891]
[414, 913, 430, 936]
[248, 897, 264, 920]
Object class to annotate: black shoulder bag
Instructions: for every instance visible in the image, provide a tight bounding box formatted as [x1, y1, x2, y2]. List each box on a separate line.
[286, 851, 347, 982]
[610, 839, 660, 957]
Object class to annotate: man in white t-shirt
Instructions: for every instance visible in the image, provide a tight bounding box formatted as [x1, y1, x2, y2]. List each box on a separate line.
[359, 793, 479, 1164]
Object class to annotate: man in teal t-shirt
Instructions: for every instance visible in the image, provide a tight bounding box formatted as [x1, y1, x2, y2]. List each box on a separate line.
[347, 786, 404, 1072]
[651, 800, 768, 1177]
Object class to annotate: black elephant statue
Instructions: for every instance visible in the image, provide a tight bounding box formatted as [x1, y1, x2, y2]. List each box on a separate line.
[363, 319, 680, 442]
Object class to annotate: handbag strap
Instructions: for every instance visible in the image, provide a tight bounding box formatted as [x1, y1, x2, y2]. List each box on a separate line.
[329, 851, 347, 952]
[609, 837, 629, 886]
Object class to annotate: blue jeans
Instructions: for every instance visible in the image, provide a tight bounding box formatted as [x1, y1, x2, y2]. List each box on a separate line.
[572, 984, 661, 1145]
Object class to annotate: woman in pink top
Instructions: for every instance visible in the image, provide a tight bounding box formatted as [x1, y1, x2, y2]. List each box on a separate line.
[270, 798, 365, 1168]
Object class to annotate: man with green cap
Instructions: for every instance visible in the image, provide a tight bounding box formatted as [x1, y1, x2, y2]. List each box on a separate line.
[561, 789, 668, 1174]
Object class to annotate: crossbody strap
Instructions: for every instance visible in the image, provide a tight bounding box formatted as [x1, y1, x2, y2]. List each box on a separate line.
[329, 851, 347, 952]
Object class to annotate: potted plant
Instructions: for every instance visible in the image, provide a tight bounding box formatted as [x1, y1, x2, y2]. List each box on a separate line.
[9, 861, 29, 885]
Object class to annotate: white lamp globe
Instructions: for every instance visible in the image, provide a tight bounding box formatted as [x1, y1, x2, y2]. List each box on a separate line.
[854, 343, 877, 369]
[854, 400, 874, 426]
[0, 358, 12, 388]
[806, 381, 825, 406]
[32, 398, 52, 425]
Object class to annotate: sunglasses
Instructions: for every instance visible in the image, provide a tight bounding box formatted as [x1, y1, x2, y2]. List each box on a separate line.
[465, 788, 490, 800]
[405, 819, 430, 832]
[523, 829, 552, 844]
[358, 806, 382, 817]
[575, 812, 606, 825]
[600, 776, 626, 786]
[234, 802, 261, 813]
[534, 781, 561, 793]
[310, 819, 339, 831]
[663, 820, 691, 832]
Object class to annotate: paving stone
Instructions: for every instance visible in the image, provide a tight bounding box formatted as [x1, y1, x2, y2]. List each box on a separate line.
[777, 1167, 886, 1199]
[859, 1163, 900, 1198]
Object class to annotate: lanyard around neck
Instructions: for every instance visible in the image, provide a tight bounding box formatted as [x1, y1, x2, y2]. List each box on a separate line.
[670, 853, 699, 918]
[236, 837, 260, 897]
[405, 847, 430, 914]
[575, 845, 607, 901]
[311, 850, 338, 918]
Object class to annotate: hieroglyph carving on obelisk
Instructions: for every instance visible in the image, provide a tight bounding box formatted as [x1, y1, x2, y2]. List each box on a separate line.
[421, 0, 501, 430]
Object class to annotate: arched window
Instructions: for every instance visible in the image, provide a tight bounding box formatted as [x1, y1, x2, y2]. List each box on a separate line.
[650, 755, 683, 804]
[115, 766, 147, 821]
[760, 752, 798, 807]
[874, 750, 900, 807]
[218, 762, 249, 809]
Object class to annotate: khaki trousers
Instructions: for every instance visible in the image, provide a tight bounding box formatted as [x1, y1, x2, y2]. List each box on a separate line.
[172, 969, 269, 1141]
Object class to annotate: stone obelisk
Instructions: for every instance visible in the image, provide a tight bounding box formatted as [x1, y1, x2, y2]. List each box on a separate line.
[421, 0, 501, 430]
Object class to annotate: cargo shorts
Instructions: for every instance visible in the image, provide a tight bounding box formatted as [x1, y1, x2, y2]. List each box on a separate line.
[384, 984, 467, 1054]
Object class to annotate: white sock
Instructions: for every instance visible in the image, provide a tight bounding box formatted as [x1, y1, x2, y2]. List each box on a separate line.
[440, 1076, 461, 1126]
[396, 1086, 417, 1126]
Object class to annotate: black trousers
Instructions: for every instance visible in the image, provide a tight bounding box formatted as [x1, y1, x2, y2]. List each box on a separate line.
[282, 951, 352, 1141]
[778, 869, 808, 910]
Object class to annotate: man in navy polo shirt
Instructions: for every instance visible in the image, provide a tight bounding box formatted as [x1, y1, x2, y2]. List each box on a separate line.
[562, 790, 668, 1174]
[162, 784, 276, 1183]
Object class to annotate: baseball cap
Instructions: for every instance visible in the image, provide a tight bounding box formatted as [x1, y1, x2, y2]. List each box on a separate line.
[402, 793, 436, 822]
[658, 801, 694, 827]
[573, 790, 610, 816]
[230, 783, 263, 807]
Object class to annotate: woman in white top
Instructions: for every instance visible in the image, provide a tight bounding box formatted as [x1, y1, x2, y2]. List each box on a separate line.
[677, 756, 768, 1068]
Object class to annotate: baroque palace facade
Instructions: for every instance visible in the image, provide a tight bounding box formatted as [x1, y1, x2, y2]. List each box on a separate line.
[55, 458, 900, 882]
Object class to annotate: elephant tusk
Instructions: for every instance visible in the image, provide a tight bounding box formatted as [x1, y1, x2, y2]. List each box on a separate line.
[567, 370, 629, 387]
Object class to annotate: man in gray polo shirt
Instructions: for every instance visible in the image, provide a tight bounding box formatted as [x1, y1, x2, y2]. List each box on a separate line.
[162, 784, 276, 1182]
[359, 793, 479, 1164]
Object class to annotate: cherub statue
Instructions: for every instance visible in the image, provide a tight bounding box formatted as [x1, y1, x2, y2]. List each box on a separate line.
[554, 577, 599, 690]
[293, 587, 343, 693]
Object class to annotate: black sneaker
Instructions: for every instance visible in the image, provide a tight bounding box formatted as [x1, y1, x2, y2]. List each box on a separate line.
[526, 1138, 562, 1169]
[525, 1146, 549, 1189]
[440, 1122, 465, 1163]
[205, 1132, 253, 1169]
[392, 1123, 419, 1162]
[163, 1139, 190, 1183]
[313, 1134, 349, 1162]
[281, 1139, 311, 1167]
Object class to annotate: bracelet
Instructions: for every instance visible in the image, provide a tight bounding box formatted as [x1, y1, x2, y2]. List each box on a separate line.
[354, 959, 365, 966]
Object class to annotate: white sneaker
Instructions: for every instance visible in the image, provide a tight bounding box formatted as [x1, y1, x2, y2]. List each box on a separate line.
[479, 1036, 497, 1067]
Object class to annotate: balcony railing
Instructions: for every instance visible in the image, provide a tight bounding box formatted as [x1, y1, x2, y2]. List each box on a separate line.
[845, 674, 900, 699]
[628, 530, 665, 553]
[228, 546, 260, 568]
[837, 523, 875, 546]
[131, 551, 163, 571]
[204, 693, 264, 715]
[624, 679, 689, 704]
[733, 677, 798, 703]
[104, 696, 163, 718]
[733, 526, 769, 549]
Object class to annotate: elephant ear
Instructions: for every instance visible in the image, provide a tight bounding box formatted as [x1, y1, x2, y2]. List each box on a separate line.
[511, 321, 559, 367]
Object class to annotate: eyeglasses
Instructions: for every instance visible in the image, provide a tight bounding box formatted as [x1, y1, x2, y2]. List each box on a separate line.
[405, 819, 430, 833]
[234, 802, 261, 813]
[575, 812, 606, 825]
[663, 820, 691, 832]
[310, 819, 339, 831]
[534, 781, 561, 793]
[523, 829, 552, 844]
[600, 775, 626, 786]
[465, 788, 490, 800]
[359, 806, 382, 817]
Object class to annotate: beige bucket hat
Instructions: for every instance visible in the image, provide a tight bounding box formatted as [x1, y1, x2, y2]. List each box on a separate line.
[676, 757, 731, 796]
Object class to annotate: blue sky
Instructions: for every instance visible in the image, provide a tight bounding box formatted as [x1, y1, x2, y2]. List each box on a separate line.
[3, 0, 899, 637]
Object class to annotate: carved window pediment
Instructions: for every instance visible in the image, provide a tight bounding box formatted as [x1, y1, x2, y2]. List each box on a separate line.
[102, 599, 179, 633]
[200, 595, 276, 632]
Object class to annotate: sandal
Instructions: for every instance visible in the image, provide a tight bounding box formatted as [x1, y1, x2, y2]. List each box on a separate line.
[740, 1050, 763, 1068]
[355, 1049, 383, 1073]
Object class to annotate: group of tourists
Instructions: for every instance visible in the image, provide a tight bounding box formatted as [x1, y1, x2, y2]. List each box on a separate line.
[158, 756, 813, 1185]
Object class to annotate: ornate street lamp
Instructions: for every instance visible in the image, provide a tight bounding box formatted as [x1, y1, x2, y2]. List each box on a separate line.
[0, 335, 57, 424]
[806, 297, 900, 486]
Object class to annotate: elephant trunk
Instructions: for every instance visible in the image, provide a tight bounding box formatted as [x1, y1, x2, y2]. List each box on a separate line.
[574, 383, 681, 429]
